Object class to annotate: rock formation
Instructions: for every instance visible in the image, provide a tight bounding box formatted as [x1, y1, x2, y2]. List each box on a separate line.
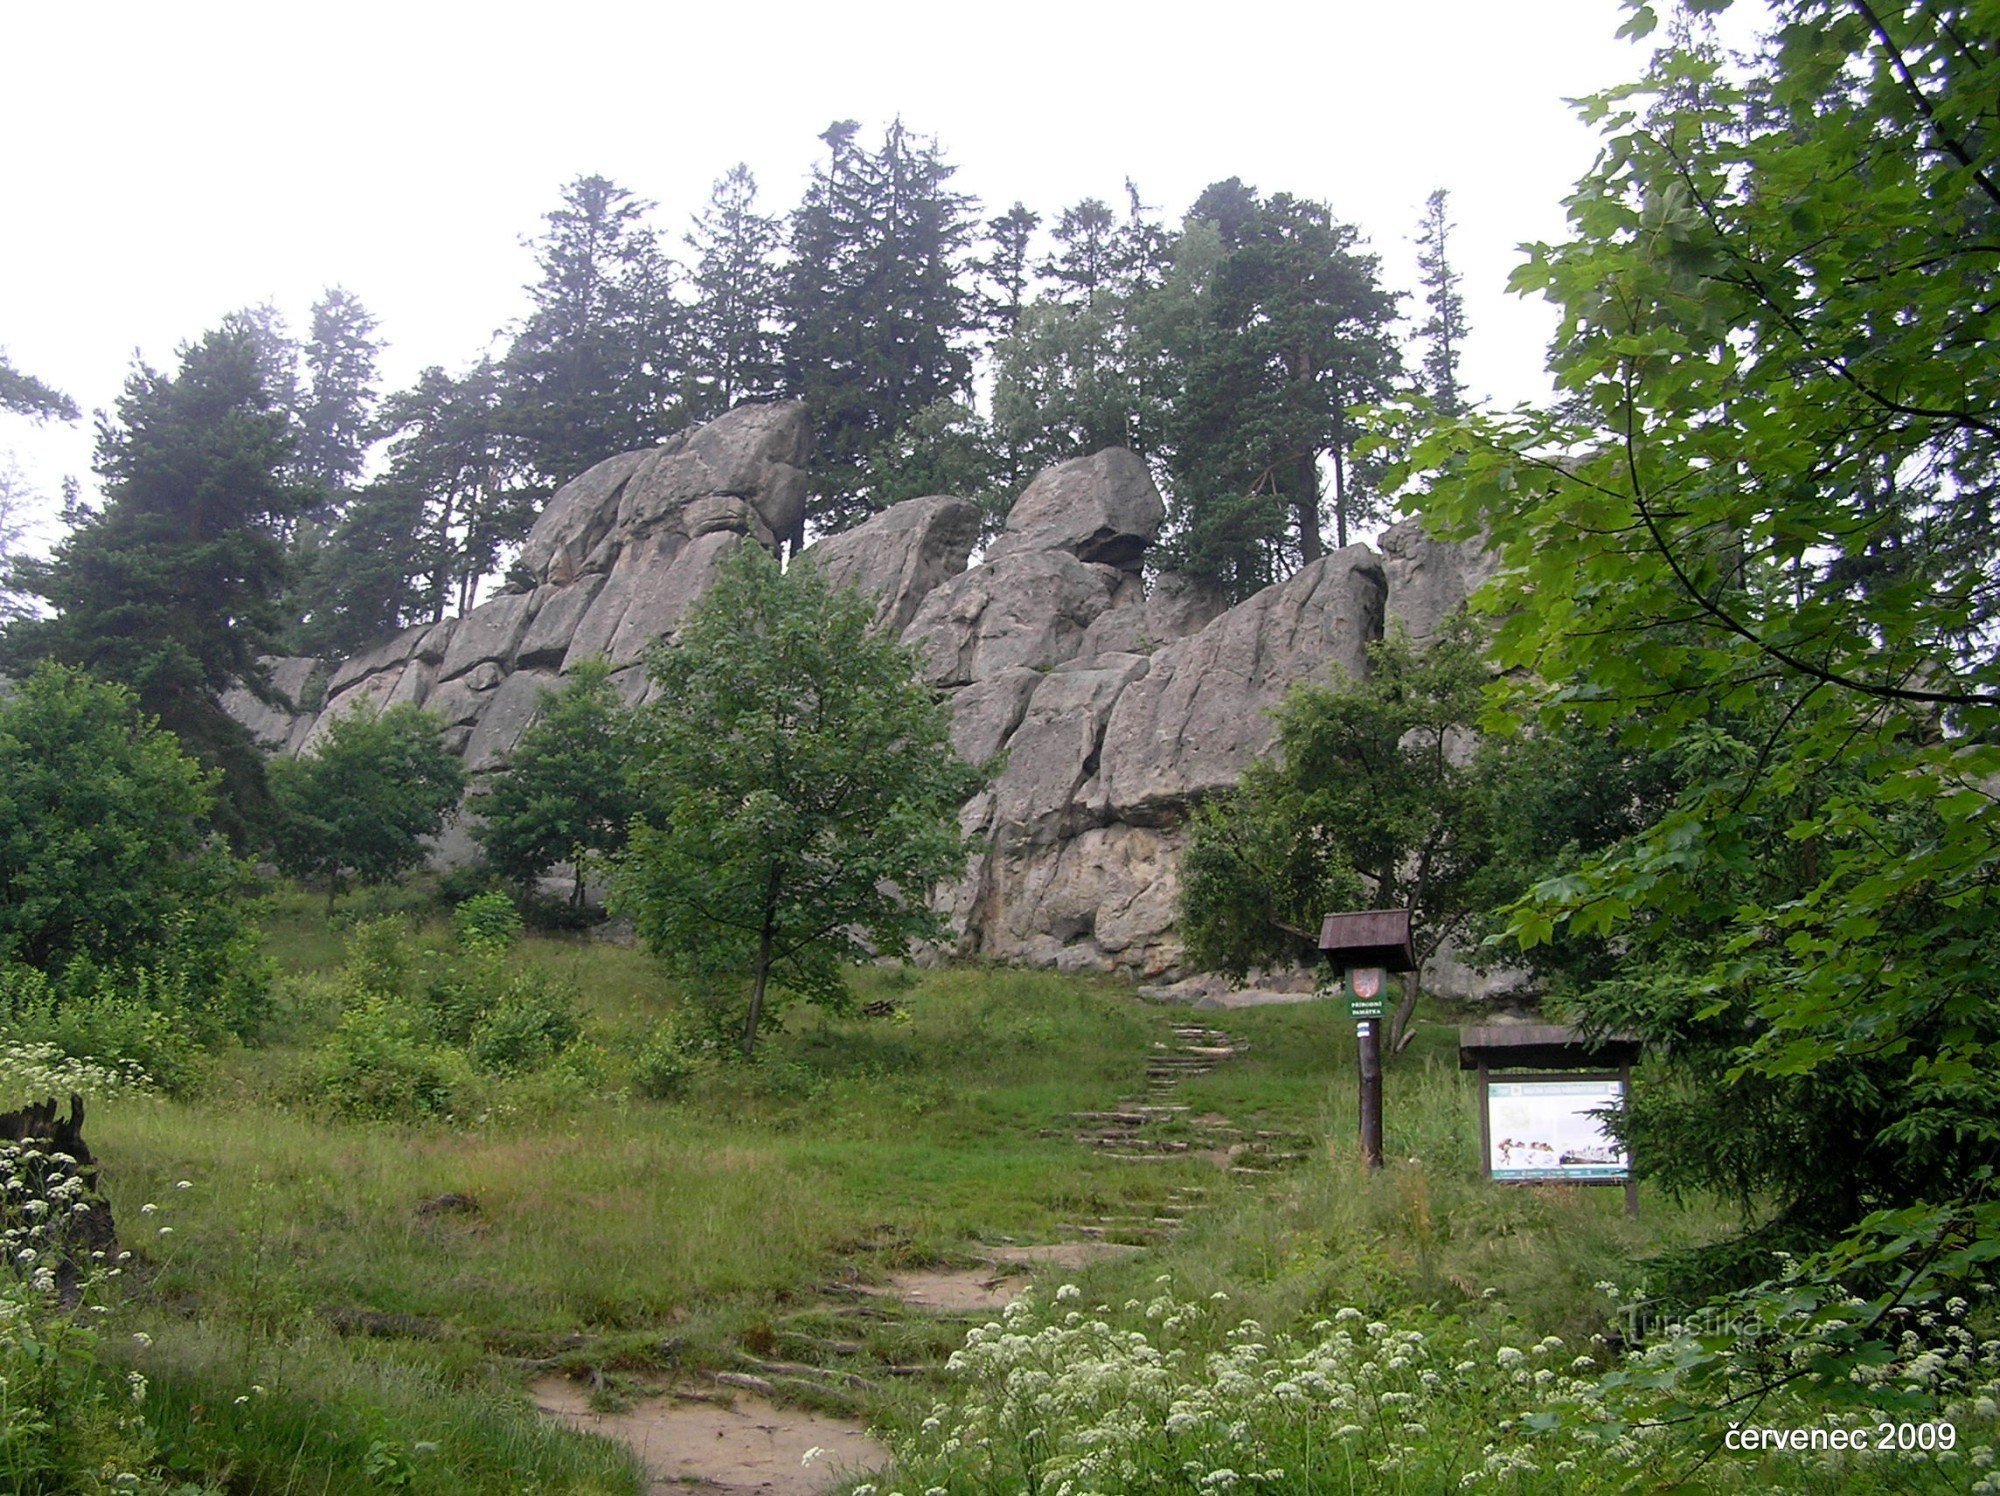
[238, 402, 1495, 981]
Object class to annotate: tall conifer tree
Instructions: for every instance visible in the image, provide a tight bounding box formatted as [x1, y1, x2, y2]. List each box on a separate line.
[1414, 189, 1469, 416]
[683, 164, 786, 423]
[0, 325, 313, 838]
[782, 119, 979, 535]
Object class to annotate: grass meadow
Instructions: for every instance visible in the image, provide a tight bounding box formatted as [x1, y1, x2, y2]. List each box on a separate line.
[48, 888, 1990, 1494]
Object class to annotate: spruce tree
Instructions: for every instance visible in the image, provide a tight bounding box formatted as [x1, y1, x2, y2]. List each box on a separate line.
[0, 325, 314, 840]
[1162, 182, 1401, 594]
[296, 286, 383, 494]
[1414, 189, 1469, 416]
[501, 175, 681, 492]
[682, 164, 786, 423]
[782, 119, 978, 535]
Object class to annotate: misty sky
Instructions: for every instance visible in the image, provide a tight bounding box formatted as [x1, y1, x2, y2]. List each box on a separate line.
[0, 0, 1746, 541]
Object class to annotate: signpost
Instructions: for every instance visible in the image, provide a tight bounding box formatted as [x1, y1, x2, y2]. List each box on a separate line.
[1319, 911, 1415, 1170]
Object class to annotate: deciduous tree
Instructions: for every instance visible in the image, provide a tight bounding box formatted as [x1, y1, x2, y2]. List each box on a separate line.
[0, 663, 246, 976]
[472, 660, 637, 909]
[1178, 616, 1497, 1050]
[616, 544, 980, 1057]
[1402, 0, 2000, 1251]
[270, 702, 464, 910]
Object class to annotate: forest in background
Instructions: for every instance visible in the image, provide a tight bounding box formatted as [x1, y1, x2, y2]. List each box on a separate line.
[3, 125, 1467, 665]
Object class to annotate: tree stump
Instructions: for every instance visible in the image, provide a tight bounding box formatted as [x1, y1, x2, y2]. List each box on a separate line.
[0, 1092, 119, 1304]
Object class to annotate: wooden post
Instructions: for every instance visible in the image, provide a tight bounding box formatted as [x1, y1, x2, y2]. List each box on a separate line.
[1357, 1019, 1384, 1169]
[1620, 1061, 1639, 1219]
[1476, 1058, 1491, 1179]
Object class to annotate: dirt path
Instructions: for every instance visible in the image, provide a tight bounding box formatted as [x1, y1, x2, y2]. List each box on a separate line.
[534, 1379, 888, 1495]
[532, 1016, 1284, 1491]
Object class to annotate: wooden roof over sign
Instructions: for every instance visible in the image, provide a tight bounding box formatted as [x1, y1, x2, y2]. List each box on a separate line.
[1457, 1024, 1644, 1071]
[1317, 909, 1415, 973]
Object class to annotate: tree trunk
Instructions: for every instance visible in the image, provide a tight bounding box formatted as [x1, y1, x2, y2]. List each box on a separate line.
[1388, 968, 1422, 1056]
[743, 922, 774, 1059]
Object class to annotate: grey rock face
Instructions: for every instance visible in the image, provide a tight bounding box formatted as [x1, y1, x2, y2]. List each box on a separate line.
[221, 657, 327, 754]
[229, 413, 1487, 981]
[800, 495, 983, 634]
[1378, 515, 1498, 647]
[1097, 547, 1386, 823]
[985, 449, 1164, 571]
[933, 541, 1386, 975]
[245, 403, 810, 818]
[903, 551, 1125, 688]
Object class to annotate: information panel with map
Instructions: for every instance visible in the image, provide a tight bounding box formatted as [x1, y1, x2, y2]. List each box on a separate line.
[1485, 1077, 1629, 1182]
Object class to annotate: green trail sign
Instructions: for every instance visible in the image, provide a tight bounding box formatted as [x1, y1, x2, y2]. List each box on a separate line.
[1345, 965, 1388, 1020]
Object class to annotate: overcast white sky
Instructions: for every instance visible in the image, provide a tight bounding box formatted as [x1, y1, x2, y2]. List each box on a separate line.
[0, 0, 1738, 542]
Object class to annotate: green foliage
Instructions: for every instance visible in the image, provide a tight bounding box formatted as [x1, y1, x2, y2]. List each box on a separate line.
[370, 359, 532, 620]
[0, 1143, 193, 1494]
[271, 702, 464, 905]
[500, 174, 682, 495]
[466, 979, 581, 1077]
[1163, 181, 1402, 588]
[629, 1015, 699, 1099]
[470, 660, 635, 909]
[0, 347, 79, 423]
[615, 543, 982, 1056]
[0, 664, 257, 1001]
[316, 995, 469, 1122]
[1179, 617, 1498, 1003]
[1395, 0, 2000, 1251]
[681, 164, 786, 423]
[0, 966, 204, 1098]
[451, 891, 523, 954]
[783, 119, 979, 533]
[0, 325, 315, 840]
[1414, 188, 1469, 416]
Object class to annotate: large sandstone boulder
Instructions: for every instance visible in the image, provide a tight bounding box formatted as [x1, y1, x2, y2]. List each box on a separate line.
[904, 551, 1135, 688]
[800, 495, 983, 634]
[230, 406, 1495, 983]
[1378, 515, 1498, 646]
[984, 448, 1163, 571]
[259, 403, 811, 803]
[221, 656, 328, 755]
[515, 402, 810, 586]
[1097, 546, 1386, 823]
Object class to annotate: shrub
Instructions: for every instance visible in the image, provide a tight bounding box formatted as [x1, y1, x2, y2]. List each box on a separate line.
[341, 916, 412, 1000]
[452, 892, 522, 954]
[0, 965, 204, 1099]
[0, 663, 261, 1014]
[630, 1016, 699, 1099]
[466, 978, 581, 1077]
[315, 997, 468, 1122]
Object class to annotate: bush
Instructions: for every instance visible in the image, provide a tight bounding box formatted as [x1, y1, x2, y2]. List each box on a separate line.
[0, 663, 261, 1015]
[315, 997, 469, 1122]
[466, 978, 581, 1077]
[451, 892, 522, 954]
[341, 916, 413, 1000]
[0, 964, 205, 1099]
[630, 1016, 699, 1099]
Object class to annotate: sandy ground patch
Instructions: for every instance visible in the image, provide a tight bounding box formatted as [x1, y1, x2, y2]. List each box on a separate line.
[875, 1241, 1145, 1312]
[984, 1241, 1144, 1270]
[533, 1378, 888, 1495]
